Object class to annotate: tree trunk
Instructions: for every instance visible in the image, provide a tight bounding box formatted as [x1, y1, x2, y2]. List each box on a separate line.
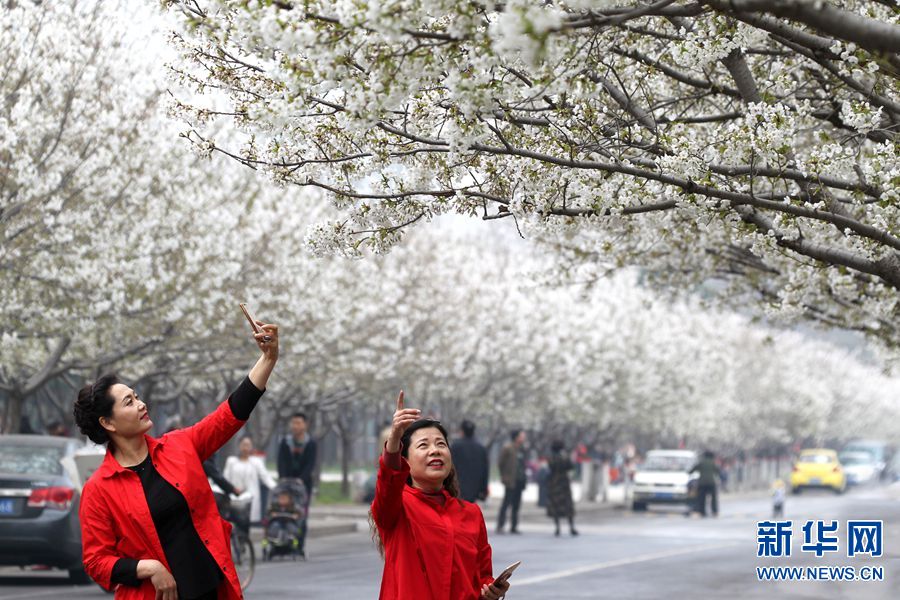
[337, 419, 352, 498]
[4, 392, 25, 434]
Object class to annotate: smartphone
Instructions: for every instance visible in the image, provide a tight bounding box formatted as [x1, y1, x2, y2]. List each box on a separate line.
[494, 560, 521, 586]
[239, 303, 271, 342]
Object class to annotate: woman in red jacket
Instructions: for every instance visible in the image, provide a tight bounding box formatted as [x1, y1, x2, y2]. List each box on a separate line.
[75, 321, 278, 600]
[371, 392, 511, 600]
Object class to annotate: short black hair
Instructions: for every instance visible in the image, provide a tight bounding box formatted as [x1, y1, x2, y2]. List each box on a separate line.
[509, 429, 522, 442]
[291, 412, 308, 422]
[73, 374, 120, 445]
[460, 420, 475, 438]
[551, 439, 565, 453]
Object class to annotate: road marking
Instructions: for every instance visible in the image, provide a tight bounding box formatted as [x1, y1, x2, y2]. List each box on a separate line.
[515, 541, 740, 586]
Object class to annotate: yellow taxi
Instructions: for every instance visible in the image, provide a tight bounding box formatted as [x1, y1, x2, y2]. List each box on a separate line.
[790, 449, 846, 494]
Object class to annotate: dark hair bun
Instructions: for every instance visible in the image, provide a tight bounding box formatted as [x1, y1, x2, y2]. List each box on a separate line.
[73, 374, 119, 445]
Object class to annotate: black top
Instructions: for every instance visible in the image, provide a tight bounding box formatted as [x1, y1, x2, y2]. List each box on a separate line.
[125, 454, 222, 598]
[277, 435, 317, 493]
[110, 377, 263, 596]
[450, 437, 489, 502]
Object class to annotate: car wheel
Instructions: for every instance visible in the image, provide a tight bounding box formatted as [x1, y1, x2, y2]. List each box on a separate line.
[68, 567, 92, 585]
[632, 501, 647, 511]
[835, 483, 846, 494]
[791, 486, 802, 495]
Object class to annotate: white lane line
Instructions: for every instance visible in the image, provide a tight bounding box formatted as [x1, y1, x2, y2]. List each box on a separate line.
[515, 541, 740, 586]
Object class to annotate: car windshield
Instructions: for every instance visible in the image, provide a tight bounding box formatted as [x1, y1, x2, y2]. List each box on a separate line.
[0, 444, 64, 475]
[845, 446, 882, 460]
[844, 445, 881, 460]
[840, 454, 873, 465]
[798, 454, 834, 464]
[641, 456, 694, 472]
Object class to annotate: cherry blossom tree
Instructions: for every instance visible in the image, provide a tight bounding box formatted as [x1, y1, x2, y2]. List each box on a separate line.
[0, 0, 282, 431]
[164, 0, 900, 346]
[5, 0, 898, 462]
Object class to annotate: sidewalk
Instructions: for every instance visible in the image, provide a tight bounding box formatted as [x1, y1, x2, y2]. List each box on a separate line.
[292, 482, 774, 541]
[290, 483, 628, 542]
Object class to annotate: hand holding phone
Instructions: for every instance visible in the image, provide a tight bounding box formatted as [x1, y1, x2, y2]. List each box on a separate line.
[239, 303, 272, 342]
[494, 560, 521, 586]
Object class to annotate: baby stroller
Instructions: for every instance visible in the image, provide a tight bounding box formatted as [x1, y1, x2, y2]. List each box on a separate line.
[261, 478, 308, 561]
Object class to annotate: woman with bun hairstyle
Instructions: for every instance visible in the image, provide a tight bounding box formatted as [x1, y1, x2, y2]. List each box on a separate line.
[370, 392, 511, 600]
[75, 320, 278, 600]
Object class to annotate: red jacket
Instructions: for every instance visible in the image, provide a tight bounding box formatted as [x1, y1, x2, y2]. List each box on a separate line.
[80, 399, 245, 600]
[371, 453, 494, 599]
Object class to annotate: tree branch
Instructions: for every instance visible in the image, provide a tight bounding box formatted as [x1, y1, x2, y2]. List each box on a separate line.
[708, 0, 900, 54]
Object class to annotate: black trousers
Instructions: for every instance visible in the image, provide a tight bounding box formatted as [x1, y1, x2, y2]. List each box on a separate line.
[696, 484, 718, 516]
[497, 485, 524, 531]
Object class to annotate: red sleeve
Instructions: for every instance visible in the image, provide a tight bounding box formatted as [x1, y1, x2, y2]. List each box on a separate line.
[79, 480, 126, 591]
[182, 399, 245, 463]
[475, 505, 494, 586]
[370, 450, 409, 532]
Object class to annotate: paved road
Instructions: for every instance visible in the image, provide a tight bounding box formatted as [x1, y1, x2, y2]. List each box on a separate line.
[2, 484, 898, 599]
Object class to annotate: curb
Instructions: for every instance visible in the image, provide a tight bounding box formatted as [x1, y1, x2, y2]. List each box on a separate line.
[283, 488, 775, 540]
[249, 519, 359, 542]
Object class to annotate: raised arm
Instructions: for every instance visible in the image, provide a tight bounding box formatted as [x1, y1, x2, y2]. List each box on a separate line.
[370, 391, 420, 532]
[247, 321, 278, 390]
[185, 320, 280, 461]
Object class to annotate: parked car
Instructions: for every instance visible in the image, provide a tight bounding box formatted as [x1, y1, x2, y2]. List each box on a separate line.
[631, 450, 698, 511]
[790, 448, 846, 494]
[886, 453, 900, 483]
[839, 451, 879, 486]
[0, 434, 88, 583]
[841, 440, 893, 481]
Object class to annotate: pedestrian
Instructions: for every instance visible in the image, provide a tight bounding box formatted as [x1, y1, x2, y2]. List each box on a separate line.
[202, 452, 241, 515]
[277, 412, 317, 555]
[370, 392, 510, 600]
[535, 456, 550, 508]
[277, 413, 317, 495]
[496, 429, 527, 534]
[573, 442, 589, 479]
[546, 440, 578, 536]
[689, 450, 723, 517]
[450, 419, 489, 503]
[224, 435, 277, 523]
[771, 479, 786, 518]
[75, 320, 279, 600]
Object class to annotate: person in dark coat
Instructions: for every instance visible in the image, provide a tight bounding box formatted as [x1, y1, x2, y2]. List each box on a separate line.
[546, 440, 578, 536]
[277, 413, 317, 494]
[689, 450, 723, 517]
[450, 420, 489, 503]
[496, 429, 527, 534]
[277, 412, 317, 555]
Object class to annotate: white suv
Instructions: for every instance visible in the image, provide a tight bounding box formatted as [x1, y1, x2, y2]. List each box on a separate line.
[632, 450, 698, 511]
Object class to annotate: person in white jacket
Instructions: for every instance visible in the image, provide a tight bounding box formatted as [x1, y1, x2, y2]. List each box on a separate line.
[224, 436, 277, 523]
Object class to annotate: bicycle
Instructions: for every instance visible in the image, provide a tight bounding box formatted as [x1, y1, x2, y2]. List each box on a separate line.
[216, 491, 256, 591]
